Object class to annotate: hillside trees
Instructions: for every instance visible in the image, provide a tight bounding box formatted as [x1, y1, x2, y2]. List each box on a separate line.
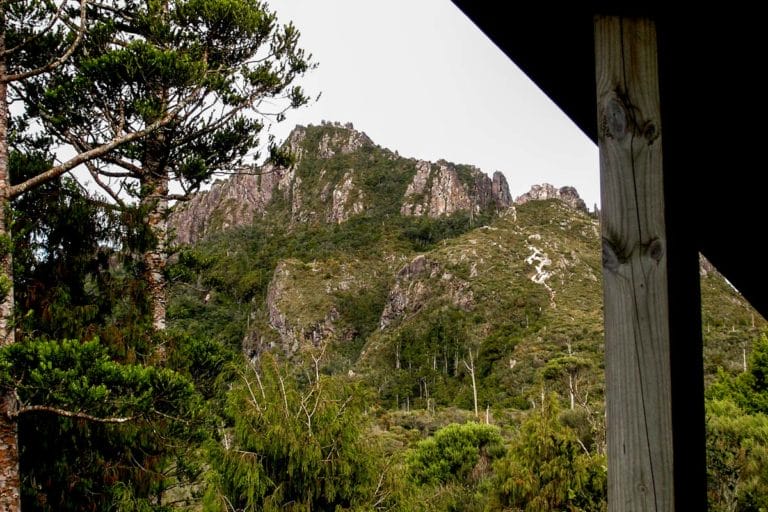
[491, 396, 607, 511]
[26, 0, 313, 331]
[706, 334, 768, 509]
[403, 422, 505, 511]
[406, 422, 505, 486]
[705, 399, 768, 511]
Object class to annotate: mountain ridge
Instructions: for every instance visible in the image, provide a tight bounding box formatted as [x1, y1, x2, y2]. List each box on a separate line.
[169, 122, 587, 245]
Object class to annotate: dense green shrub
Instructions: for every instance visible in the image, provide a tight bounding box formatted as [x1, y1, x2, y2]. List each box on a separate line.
[406, 422, 505, 486]
[492, 398, 606, 511]
[204, 354, 390, 511]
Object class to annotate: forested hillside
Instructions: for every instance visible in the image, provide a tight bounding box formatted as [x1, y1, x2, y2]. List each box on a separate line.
[162, 122, 764, 511]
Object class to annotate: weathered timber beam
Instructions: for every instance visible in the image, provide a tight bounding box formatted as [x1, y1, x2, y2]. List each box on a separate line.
[595, 16, 673, 511]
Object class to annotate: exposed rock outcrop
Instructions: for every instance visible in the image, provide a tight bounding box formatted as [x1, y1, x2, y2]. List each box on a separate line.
[514, 183, 587, 212]
[264, 260, 342, 354]
[170, 163, 288, 245]
[492, 171, 512, 206]
[316, 121, 373, 158]
[379, 254, 473, 329]
[329, 171, 365, 223]
[400, 160, 511, 217]
[170, 122, 513, 244]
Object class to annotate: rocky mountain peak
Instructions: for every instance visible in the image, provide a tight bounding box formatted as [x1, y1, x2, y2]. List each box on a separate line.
[169, 122, 513, 245]
[514, 183, 587, 212]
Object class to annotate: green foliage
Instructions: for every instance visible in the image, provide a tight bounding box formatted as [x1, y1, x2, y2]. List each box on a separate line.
[165, 330, 237, 401]
[29, 0, 313, 201]
[379, 308, 471, 409]
[709, 334, 768, 415]
[3, 0, 85, 78]
[399, 211, 493, 252]
[491, 398, 607, 511]
[406, 422, 505, 486]
[700, 263, 766, 378]
[11, 170, 124, 341]
[706, 399, 768, 511]
[0, 338, 195, 416]
[0, 233, 12, 260]
[0, 337, 207, 510]
[0, 274, 11, 302]
[204, 354, 387, 511]
[705, 333, 768, 509]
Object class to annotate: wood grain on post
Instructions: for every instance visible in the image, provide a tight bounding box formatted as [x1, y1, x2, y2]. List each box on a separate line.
[595, 17, 674, 511]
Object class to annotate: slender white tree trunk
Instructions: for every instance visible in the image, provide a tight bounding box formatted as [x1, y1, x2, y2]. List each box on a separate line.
[464, 350, 478, 418]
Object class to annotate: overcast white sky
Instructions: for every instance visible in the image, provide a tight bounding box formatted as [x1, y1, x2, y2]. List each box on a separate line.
[266, 0, 600, 208]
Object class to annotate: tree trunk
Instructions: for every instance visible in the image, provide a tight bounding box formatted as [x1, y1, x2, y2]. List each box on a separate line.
[0, 397, 19, 512]
[0, 29, 21, 511]
[141, 173, 169, 333]
[464, 350, 478, 418]
[141, 126, 170, 334]
[0, 50, 13, 345]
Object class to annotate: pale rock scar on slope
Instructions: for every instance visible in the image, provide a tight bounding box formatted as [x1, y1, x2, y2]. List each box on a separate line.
[525, 233, 556, 307]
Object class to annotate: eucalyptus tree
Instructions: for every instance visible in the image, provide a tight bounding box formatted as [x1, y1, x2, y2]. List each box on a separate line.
[28, 0, 313, 332]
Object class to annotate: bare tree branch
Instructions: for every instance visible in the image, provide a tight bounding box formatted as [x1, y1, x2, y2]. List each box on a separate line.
[86, 160, 126, 207]
[15, 405, 133, 423]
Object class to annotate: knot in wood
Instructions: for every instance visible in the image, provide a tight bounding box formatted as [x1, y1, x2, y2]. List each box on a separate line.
[602, 239, 621, 272]
[604, 97, 628, 140]
[647, 238, 664, 262]
[643, 122, 659, 144]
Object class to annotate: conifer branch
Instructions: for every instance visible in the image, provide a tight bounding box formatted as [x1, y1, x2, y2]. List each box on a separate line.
[9, 89, 202, 198]
[0, 0, 71, 57]
[84, 159, 127, 208]
[2, 0, 88, 83]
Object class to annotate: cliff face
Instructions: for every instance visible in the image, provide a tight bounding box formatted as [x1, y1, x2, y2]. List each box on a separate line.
[169, 122, 513, 245]
[170, 164, 287, 245]
[399, 161, 511, 218]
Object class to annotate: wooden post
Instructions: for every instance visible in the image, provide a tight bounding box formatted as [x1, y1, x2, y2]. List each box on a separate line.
[595, 17, 674, 510]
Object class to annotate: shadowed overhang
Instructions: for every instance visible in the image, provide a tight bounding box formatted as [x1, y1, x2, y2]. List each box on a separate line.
[451, 2, 768, 318]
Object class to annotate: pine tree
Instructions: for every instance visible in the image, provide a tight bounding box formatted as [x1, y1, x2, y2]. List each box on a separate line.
[5, 146, 221, 509]
[492, 395, 607, 511]
[0, 2, 195, 506]
[27, 0, 314, 332]
[204, 353, 383, 511]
